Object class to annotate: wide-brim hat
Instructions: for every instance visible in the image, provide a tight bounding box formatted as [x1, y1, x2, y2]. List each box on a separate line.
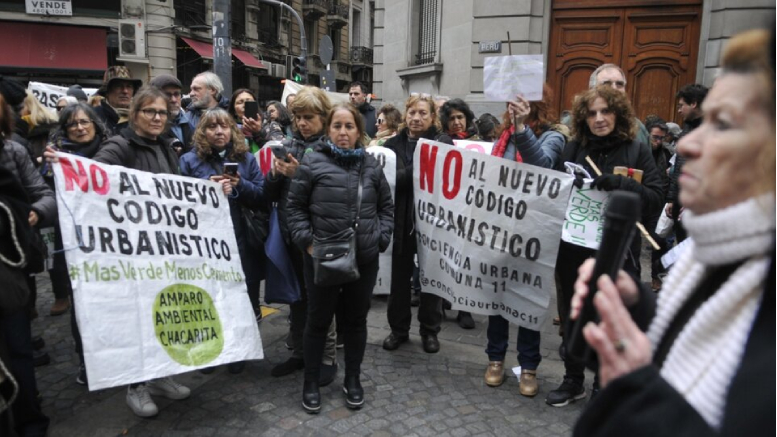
[98, 66, 142, 96]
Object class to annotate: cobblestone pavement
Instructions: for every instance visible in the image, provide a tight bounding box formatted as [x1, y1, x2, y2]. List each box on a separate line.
[30, 247, 654, 436]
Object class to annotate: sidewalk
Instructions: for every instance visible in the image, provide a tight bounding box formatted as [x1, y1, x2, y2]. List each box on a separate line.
[32, 274, 603, 436]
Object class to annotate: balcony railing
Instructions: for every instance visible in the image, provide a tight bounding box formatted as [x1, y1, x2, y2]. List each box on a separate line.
[350, 46, 373, 65]
[329, 3, 349, 19]
[303, 0, 328, 19]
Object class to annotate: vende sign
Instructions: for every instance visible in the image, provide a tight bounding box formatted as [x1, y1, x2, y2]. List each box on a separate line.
[26, 0, 72, 15]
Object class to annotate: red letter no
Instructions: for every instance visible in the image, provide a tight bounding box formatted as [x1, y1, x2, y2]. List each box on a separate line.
[442, 150, 462, 200]
[419, 143, 438, 193]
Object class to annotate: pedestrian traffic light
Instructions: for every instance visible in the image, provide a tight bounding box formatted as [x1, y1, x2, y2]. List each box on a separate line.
[291, 55, 307, 84]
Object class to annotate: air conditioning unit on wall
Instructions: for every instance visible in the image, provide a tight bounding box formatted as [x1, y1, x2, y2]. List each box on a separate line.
[273, 64, 287, 78]
[118, 19, 146, 59]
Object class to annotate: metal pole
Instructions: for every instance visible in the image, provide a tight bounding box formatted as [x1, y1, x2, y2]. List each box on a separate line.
[258, 0, 308, 75]
[213, 0, 232, 97]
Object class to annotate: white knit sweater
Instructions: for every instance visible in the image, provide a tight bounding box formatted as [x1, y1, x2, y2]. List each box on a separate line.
[646, 195, 774, 429]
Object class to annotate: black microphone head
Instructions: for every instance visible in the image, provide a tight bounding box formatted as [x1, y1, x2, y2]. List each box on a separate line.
[605, 191, 641, 223]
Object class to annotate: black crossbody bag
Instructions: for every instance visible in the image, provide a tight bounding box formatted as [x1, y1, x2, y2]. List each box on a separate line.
[311, 159, 363, 287]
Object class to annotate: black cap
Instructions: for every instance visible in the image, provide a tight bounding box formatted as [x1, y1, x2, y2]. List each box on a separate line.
[67, 85, 89, 102]
[0, 76, 27, 108]
[149, 74, 183, 90]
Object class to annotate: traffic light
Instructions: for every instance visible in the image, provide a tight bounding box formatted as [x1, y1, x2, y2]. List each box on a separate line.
[291, 55, 307, 84]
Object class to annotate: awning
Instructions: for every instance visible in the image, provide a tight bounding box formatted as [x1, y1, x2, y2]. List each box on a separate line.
[232, 48, 268, 70]
[181, 37, 214, 60]
[0, 22, 107, 71]
[181, 37, 267, 69]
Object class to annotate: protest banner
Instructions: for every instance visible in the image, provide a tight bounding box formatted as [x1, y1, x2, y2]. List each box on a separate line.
[483, 55, 543, 102]
[365, 145, 396, 295]
[413, 140, 573, 329]
[560, 180, 612, 250]
[52, 153, 263, 390]
[453, 139, 494, 155]
[27, 81, 98, 110]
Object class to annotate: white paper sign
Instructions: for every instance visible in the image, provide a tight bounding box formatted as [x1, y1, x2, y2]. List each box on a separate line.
[366, 146, 396, 295]
[561, 181, 612, 250]
[27, 82, 98, 111]
[453, 139, 494, 156]
[413, 140, 573, 329]
[484, 55, 544, 102]
[52, 154, 263, 390]
[26, 0, 72, 15]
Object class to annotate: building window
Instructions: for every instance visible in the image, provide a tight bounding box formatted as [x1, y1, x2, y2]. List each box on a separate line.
[305, 19, 318, 55]
[352, 9, 361, 47]
[258, 4, 280, 46]
[415, 0, 438, 65]
[231, 0, 246, 39]
[174, 0, 207, 28]
[329, 27, 340, 60]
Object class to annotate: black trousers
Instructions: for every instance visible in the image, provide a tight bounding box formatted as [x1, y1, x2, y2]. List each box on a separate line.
[303, 257, 379, 382]
[386, 233, 442, 337]
[556, 242, 641, 385]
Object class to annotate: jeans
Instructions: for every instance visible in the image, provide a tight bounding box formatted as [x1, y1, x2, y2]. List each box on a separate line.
[303, 257, 379, 382]
[485, 315, 541, 370]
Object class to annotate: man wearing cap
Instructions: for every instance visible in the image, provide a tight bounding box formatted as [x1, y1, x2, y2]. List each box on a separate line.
[186, 71, 229, 130]
[67, 85, 89, 103]
[150, 74, 192, 154]
[94, 66, 142, 135]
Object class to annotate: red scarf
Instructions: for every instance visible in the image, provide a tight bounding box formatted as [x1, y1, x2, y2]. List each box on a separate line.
[450, 131, 469, 139]
[491, 125, 523, 162]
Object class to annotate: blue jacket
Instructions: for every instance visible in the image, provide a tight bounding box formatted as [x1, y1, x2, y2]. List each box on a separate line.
[509, 127, 566, 170]
[179, 146, 266, 281]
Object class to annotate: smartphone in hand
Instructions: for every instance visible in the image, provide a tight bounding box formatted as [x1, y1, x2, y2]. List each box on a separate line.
[244, 101, 260, 120]
[224, 163, 239, 176]
[271, 145, 289, 162]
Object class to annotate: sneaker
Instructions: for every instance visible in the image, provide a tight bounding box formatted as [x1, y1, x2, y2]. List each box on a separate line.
[545, 378, 586, 407]
[127, 385, 158, 417]
[76, 363, 88, 386]
[146, 377, 191, 400]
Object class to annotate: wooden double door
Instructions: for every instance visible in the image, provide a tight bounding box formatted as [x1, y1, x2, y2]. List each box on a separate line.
[547, 0, 702, 124]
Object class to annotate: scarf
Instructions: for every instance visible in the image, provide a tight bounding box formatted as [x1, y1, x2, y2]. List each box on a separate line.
[646, 194, 774, 429]
[324, 140, 364, 165]
[491, 125, 523, 162]
[584, 132, 624, 150]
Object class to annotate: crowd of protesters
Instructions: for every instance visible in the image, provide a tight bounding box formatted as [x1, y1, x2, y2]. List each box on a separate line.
[0, 25, 773, 437]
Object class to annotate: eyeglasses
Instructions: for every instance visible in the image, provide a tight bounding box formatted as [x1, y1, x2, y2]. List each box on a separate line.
[165, 91, 182, 99]
[377, 118, 386, 124]
[65, 119, 93, 130]
[650, 135, 664, 141]
[140, 108, 170, 119]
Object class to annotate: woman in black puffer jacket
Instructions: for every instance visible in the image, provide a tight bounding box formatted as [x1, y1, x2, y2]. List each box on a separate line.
[287, 102, 393, 414]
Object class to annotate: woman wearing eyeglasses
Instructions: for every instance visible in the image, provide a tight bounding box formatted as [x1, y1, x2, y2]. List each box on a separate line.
[367, 104, 401, 148]
[52, 86, 204, 417]
[42, 102, 108, 382]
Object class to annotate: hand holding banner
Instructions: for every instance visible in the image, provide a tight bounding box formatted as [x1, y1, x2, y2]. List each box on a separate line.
[413, 140, 573, 329]
[52, 154, 263, 390]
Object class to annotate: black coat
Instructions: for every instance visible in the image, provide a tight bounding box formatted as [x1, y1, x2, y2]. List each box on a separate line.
[94, 100, 127, 136]
[286, 143, 394, 265]
[95, 128, 180, 175]
[574, 252, 775, 437]
[359, 103, 378, 138]
[667, 116, 701, 204]
[265, 133, 326, 244]
[383, 127, 453, 254]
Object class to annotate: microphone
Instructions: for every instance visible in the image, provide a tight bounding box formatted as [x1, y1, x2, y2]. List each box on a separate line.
[565, 191, 641, 364]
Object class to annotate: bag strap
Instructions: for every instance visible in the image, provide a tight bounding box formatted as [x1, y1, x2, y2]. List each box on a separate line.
[353, 156, 364, 229]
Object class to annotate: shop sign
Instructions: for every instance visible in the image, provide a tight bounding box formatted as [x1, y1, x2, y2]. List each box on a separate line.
[26, 0, 72, 16]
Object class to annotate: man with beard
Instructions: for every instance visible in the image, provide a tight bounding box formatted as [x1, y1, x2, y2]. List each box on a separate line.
[187, 72, 230, 130]
[150, 74, 192, 154]
[348, 82, 377, 138]
[94, 66, 143, 135]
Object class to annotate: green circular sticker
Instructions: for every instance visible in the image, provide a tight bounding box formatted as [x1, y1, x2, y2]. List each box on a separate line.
[153, 284, 224, 366]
